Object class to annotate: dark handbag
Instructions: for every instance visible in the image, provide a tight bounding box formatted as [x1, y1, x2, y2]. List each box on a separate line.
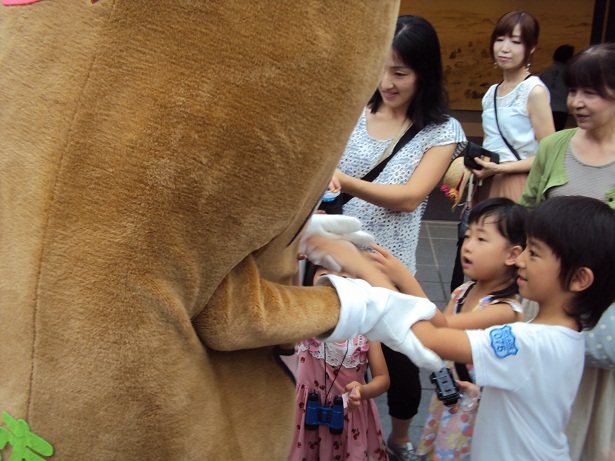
[318, 123, 421, 214]
[463, 142, 500, 170]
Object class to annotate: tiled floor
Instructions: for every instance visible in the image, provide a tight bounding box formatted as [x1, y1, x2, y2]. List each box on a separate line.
[374, 219, 459, 449]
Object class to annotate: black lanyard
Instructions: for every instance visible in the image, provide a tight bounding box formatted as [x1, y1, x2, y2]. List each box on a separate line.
[454, 283, 475, 383]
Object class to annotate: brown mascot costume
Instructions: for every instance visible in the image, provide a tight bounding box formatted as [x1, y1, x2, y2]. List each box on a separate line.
[0, 1, 442, 459]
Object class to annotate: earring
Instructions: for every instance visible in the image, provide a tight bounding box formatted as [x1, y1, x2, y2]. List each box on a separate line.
[526, 62, 531, 72]
[494, 62, 498, 69]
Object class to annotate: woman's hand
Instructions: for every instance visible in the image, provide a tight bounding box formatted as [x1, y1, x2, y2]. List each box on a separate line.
[345, 381, 362, 412]
[471, 157, 501, 179]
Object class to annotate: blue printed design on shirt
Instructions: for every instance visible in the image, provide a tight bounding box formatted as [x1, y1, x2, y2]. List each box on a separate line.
[489, 325, 518, 358]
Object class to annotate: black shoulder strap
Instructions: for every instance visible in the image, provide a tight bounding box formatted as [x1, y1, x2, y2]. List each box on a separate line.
[341, 123, 421, 206]
[493, 74, 532, 161]
[454, 282, 475, 383]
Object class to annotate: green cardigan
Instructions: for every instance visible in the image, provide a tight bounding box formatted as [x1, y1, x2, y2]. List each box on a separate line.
[520, 128, 577, 208]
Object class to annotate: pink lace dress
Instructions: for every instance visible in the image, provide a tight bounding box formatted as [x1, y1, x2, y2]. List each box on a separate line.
[288, 336, 387, 461]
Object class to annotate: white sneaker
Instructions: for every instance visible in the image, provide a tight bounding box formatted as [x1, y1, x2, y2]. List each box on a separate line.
[386, 436, 420, 461]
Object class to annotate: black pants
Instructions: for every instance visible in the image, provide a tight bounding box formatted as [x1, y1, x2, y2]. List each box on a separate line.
[382, 344, 421, 420]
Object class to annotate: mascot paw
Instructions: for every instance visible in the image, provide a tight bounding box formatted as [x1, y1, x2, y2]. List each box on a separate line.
[317, 275, 442, 372]
[301, 214, 375, 252]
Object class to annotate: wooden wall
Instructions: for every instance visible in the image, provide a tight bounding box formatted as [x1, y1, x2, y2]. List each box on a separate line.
[399, 0, 595, 110]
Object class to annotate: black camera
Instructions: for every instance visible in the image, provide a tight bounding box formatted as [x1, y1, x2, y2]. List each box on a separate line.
[430, 367, 460, 407]
[463, 142, 500, 170]
[304, 392, 344, 434]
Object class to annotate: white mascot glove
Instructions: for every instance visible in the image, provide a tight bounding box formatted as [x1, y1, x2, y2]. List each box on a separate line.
[316, 274, 442, 372]
[300, 214, 375, 272]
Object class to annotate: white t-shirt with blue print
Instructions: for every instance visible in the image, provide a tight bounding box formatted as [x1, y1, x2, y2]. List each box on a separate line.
[466, 322, 584, 460]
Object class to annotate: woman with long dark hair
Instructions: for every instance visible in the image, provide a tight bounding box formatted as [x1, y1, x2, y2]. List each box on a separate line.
[332, 15, 466, 461]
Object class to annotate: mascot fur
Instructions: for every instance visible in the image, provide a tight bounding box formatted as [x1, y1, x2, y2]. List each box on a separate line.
[0, 1, 440, 459]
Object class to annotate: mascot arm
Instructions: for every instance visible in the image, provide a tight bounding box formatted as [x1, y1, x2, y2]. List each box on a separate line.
[193, 254, 340, 351]
[317, 275, 443, 372]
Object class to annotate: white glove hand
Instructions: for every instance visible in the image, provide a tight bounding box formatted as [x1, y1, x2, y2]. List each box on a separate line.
[317, 275, 442, 372]
[300, 214, 375, 271]
[301, 214, 375, 248]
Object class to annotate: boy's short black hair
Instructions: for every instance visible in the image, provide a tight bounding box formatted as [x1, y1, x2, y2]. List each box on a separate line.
[526, 196, 615, 329]
[468, 197, 528, 300]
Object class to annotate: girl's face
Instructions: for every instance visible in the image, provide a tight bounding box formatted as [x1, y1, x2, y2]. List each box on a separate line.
[378, 49, 418, 112]
[567, 87, 615, 132]
[461, 218, 517, 282]
[493, 24, 528, 71]
[515, 237, 563, 306]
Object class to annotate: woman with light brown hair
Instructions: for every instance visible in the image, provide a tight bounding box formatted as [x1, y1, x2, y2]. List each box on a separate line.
[470, 10, 554, 203]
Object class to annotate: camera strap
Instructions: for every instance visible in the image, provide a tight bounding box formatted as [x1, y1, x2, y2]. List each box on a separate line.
[340, 122, 421, 206]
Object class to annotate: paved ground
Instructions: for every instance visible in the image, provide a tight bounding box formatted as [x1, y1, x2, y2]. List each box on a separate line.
[374, 219, 459, 448]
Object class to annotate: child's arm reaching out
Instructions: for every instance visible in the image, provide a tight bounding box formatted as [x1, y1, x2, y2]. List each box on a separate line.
[304, 235, 448, 330]
[302, 235, 394, 289]
[411, 321, 473, 364]
[345, 341, 389, 412]
[363, 244, 427, 297]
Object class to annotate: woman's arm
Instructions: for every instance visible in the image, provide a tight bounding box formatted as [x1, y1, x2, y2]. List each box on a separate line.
[473, 155, 535, 177]
[527, 84, 556, 142]
[345, 341, 390, 410]
[334, 143, 457, 212]
[472, 85, 555, 179]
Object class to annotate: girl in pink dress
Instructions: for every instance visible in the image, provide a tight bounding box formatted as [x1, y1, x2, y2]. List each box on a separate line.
[288, 267, 390, 461]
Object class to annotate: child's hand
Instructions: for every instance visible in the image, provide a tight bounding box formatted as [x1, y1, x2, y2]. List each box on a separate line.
[456, 380, 481, 413]
[345, 381, 362, 412]
[365, 244, 426, 296]
[365, 244, 405, 284]
[457, 380, 480, 396]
